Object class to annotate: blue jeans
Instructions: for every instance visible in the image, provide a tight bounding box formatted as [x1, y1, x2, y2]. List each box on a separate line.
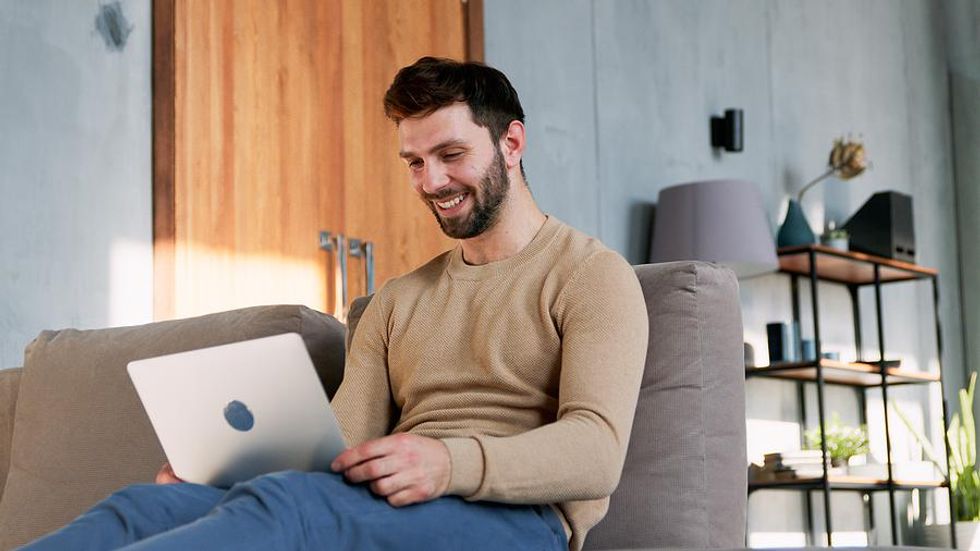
[21, 471, 567, 550]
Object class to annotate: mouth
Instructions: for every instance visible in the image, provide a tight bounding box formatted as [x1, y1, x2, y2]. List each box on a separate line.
[433, 192, 469, 216]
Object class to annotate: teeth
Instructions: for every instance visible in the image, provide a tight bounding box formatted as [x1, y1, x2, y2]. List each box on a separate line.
[437, 194, 466, 209]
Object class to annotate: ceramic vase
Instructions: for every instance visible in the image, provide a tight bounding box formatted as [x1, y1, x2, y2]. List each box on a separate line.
[776, 199, 816, 247]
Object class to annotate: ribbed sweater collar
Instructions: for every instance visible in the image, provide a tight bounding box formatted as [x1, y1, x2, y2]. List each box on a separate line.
[446, 215, 561, 281]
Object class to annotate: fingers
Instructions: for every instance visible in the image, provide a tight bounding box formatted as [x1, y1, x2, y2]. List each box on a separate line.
[386, 485, 430, 507]
[330, 434, 450, 507]
[155, 462, 171, 484]
[331, 434, 408, 472]
[344, 455, 403, 484]
[368, 471, 438, 507]
[369, 471, 413, 497]
[155, 462, 184, 485]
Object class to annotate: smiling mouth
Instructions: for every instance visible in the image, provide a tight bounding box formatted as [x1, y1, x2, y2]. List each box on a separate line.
[435, 192, 469, 211]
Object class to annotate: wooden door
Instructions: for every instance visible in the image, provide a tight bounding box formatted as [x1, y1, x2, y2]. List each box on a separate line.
[153, 0, 482, 320]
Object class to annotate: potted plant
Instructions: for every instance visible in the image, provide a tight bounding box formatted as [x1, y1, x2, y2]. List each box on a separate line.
[804, 413, 870, 468]
[895, 372, 979, 548]
[821, 222, 849, 251]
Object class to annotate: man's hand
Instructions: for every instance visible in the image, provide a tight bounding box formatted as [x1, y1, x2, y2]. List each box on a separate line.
[331, 433, 451, 507]
[155, 462, 185, 484]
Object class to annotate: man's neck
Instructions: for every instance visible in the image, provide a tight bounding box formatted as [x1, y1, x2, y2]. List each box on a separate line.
[459, 183, 546, 266]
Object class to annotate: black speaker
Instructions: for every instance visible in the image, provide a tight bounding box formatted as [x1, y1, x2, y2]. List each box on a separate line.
[766, 322, 800, 363]
[842, 191, 916, 262]
[710, 109, 743, 152]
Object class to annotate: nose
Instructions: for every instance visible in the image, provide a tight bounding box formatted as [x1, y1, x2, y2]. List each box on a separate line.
[420, 162, 451, 196]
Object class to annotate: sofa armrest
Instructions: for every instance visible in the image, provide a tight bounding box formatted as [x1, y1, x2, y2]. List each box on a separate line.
[0, 305, 346, 549]
[585, 262, 746, 550]
[0, 367, 21, 500]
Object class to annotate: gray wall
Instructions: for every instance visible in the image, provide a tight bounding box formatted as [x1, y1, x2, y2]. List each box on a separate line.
[486, 0, 965, 546]
[947, 0, 980, 439]
[0, 0, 153, 369]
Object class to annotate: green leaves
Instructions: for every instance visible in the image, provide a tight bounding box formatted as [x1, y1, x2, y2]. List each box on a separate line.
[961, 373, 977, 469]
[894, 372, 980, 521]
[804, 413, 870, 462]
[892, 403, 947, 475]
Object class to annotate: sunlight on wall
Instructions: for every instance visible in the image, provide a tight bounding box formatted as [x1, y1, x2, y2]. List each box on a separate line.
[823, 531, 869, 546]
[109, 238, 153, 327]
[748, 531, 807, 548]
[175, 243, 328, 320]
[746, 419, 801, 464]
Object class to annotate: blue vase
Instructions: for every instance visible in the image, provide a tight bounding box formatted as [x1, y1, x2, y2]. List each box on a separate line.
[776, 199, 816, 247]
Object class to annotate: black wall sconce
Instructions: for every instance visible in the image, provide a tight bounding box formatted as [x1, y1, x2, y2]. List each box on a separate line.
[711, 109, 743, 152]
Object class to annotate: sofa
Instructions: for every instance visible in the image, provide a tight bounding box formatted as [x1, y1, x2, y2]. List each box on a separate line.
[0, 261, 746, 550]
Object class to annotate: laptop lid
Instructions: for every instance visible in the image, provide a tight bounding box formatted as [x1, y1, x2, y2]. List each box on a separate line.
[127, 332, 347, 488]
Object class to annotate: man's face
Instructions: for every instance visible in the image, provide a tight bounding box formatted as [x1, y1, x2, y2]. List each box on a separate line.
[398, 103, 510, 239]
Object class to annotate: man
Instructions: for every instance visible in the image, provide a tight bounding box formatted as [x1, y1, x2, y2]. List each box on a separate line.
[24, 57, 648, 551]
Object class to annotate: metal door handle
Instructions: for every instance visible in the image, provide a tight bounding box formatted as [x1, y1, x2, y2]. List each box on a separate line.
[348, 239, 376, 296]
[363, 241, 375, 295]
[319, 231, 348, 318]
[320, 232, 376, 314]
[336, 234, 348, 312]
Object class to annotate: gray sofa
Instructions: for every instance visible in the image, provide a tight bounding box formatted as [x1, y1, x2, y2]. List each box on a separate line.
[0, 261, 746, 550]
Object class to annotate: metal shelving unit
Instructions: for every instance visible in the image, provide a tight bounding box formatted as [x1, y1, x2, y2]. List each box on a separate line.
[747, 244, 954, 547]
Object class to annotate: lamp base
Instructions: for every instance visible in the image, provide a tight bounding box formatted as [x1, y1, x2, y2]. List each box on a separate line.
[777, 199, 816, 247]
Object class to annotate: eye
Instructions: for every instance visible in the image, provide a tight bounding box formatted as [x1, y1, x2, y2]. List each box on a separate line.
[442, 151, 463, 162]
[407, 158, 423, 171]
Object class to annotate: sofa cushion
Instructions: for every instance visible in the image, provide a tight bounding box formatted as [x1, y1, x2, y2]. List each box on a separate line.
[0, 367, 21, 499]
[584, 262, 746, 549]
[0, 305, 345, 549]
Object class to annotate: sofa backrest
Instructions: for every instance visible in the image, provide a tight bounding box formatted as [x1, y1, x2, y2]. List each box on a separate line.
[349, 261, 747, 549]
[0, 368, 20, 500]
[0, 305, 346, 550]
[0, 261, 746, 549]
[584, 261, 746, 549]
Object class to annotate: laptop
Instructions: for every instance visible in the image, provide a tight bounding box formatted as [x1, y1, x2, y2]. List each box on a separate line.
[127, 332, 347, 488]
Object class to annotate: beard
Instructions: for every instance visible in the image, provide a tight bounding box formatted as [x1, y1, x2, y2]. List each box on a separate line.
[422, 146, 510, 239]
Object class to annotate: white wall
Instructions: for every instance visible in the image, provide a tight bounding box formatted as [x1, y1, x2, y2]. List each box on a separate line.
[0, 0, 152, 369]
[486, 0, 965, 546]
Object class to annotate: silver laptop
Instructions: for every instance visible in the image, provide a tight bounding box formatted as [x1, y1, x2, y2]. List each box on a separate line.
[127, 332, 347, 488]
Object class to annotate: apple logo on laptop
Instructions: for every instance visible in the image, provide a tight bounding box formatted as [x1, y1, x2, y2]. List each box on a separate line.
[224, 400, 255, 432]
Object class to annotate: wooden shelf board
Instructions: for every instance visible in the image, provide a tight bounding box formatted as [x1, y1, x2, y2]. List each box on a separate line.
[746, 359, 939, 387]
[749, 475, 946, 492]
[777, 244, 937, 285]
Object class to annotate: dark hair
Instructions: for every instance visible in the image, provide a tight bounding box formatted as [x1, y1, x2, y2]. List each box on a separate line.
[383, 57, 525, 144]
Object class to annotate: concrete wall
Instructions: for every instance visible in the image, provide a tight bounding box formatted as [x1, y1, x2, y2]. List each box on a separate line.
[486, 0, 964, 546]
[0, 0, 152, 369]
[947, 0, 980, 443]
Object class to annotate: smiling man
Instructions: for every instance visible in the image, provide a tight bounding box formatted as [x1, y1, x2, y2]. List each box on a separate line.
[403, 103, 512, 241]
[23, 57, 648, 551]
[327, 58, 649, 550]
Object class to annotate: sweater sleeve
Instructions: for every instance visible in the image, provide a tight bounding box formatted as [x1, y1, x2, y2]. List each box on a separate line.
[331, 289, 397, 447]
[441, 250, 649, 502]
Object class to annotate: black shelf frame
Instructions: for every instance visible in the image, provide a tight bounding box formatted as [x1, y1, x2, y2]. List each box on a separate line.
[746, 246, 955, 548]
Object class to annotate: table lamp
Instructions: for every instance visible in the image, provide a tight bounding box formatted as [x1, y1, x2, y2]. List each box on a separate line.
[649, 179, 778, 278]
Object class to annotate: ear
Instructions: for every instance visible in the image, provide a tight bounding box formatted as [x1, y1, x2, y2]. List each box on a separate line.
[498, 120, 526, 171]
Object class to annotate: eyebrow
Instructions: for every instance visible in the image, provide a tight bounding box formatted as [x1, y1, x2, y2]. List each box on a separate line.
[399, 138, 469, 159]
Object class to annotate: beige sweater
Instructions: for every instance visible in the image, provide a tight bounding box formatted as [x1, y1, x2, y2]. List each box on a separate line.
[332, 216, 649, 551]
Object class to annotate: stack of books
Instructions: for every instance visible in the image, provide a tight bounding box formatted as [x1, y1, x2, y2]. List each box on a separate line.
[751, 450, 845, 481]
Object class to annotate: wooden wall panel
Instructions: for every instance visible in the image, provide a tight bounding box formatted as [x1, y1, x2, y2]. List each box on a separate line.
[152, 0, 176, 320]
[155, 0, 477, 319]
[340, 0, 465, 299]
[169, 0, 345, 318]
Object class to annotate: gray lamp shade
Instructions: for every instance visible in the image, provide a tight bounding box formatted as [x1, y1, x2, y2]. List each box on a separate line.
[649, 179, 778, 278]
